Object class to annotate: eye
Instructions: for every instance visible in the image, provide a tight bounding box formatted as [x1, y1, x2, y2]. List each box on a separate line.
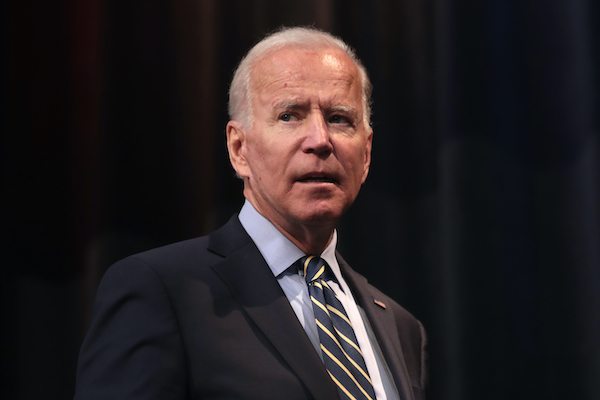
[329, 115, 350, 124]
[279, 113, 296, 122]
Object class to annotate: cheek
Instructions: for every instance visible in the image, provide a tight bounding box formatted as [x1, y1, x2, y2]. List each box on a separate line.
[342, 151, 369, 188]
[245, 140, 269, 168]
[255, 140, 292, 168]
[247, 146, 285, 184]
[343, 146, 368, 170]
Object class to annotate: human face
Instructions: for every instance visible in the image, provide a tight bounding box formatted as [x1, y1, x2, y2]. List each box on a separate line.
[227, 46, 372, 241]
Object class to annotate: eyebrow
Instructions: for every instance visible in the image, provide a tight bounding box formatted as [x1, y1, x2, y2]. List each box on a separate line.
[330, 105, 356, 114]
[272, 100, 308, 110]
[273, 100, 359, 117]
[329, 105, 359, 120]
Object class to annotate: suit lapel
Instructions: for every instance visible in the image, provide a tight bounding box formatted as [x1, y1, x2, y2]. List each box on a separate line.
[208, 217, 339, 400]
[338, 255, 415, 400]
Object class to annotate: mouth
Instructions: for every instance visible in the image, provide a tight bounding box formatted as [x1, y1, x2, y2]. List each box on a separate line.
[296, 173, 339, 185]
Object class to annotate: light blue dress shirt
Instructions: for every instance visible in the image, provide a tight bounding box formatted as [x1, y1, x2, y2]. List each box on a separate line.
[239, 201, 399, 400]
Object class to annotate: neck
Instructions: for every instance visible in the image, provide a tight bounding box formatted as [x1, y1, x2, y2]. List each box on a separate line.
[277, 222, 334, 255]
[245, 195, 336, 255]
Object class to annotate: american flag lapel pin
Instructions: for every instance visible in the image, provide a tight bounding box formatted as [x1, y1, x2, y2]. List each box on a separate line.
[373, 299, 386, 309]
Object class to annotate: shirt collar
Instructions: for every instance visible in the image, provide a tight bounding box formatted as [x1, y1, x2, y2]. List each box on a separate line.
[238, 200, 339, 277]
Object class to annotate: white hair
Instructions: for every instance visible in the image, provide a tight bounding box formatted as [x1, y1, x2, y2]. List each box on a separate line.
[228, 26, 372, 130]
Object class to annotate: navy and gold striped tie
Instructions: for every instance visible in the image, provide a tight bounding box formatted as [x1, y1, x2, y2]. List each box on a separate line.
[300, 255, 376, 400]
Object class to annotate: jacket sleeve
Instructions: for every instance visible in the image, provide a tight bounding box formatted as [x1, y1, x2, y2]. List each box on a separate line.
[412, 319, 428, 400]
[74, 257, 187, 399]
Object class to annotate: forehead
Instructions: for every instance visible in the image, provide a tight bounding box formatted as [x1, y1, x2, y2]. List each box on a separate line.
[250, 46, 361, 104]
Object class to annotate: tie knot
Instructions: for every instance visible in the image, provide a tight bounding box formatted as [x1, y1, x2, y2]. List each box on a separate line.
[299, 255, 332, 284]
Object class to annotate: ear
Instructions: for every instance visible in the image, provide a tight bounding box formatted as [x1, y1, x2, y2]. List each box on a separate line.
[360, 128, 373, 184]
[226, 120, 251, 178]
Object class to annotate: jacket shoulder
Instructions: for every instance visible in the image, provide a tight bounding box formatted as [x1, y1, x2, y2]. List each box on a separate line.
[116, 214, 250, 276]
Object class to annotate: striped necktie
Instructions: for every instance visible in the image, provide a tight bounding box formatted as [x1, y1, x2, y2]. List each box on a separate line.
[300, 255, 376, 400]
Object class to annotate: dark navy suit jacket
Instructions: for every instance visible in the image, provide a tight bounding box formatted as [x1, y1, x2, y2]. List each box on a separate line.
[74, 216, 427, 399]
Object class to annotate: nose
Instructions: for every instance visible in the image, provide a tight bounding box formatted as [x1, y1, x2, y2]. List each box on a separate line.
[301, 114, 333, 157]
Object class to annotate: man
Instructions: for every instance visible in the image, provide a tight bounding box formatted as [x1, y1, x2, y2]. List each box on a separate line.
[74, 27, 426, 400]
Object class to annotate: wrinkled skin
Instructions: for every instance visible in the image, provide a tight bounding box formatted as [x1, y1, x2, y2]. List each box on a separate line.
[227, 46, 372, 254]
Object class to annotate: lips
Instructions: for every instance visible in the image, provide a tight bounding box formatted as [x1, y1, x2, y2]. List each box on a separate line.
[296, 172, 339, 184]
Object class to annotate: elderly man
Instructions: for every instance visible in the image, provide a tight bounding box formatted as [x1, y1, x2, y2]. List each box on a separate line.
[74, 27, 426, 400]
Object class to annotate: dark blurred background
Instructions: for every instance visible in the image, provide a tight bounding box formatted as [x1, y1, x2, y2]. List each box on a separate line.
[3, 0, 600, 399]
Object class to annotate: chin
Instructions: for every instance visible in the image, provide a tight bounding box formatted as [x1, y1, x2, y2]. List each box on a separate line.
[293, 204, 345, 227]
